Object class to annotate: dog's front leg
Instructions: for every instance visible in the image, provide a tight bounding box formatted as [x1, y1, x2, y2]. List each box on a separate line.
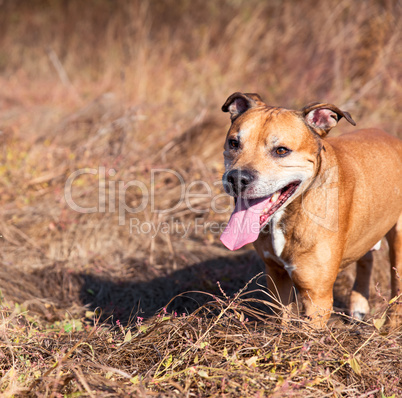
[291, 265, 339, 328]
[265, 261, 295, 321]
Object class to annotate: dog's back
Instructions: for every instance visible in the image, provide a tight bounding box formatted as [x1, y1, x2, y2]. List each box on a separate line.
[327, 129, 402, 263]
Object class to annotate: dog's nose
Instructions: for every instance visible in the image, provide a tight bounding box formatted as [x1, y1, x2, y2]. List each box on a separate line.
[225, 169, 255, 195]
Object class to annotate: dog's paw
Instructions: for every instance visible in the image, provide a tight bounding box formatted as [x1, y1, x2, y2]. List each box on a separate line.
[349, 290, 370, 321]
[351, 311, 366, 321]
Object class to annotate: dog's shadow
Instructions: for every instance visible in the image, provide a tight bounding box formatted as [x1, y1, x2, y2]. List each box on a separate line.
[78, 249, 354, 325]
[79, 251, 269, 324]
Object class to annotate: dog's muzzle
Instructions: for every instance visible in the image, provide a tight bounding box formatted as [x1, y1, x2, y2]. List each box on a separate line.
[223, 169, 255, 196]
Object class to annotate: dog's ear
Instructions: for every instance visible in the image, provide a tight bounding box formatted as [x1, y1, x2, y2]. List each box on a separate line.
[301, 102, 356, 136]
[222, 92, 265, 121]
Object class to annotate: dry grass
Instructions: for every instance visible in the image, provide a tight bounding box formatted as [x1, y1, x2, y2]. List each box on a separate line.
[0, 0, 401, 396]
[1, 290, 401, 397]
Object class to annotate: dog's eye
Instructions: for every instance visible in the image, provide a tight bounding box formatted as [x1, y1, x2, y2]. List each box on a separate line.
[274, 147, 291, 157]
[228, 139, 240, 149]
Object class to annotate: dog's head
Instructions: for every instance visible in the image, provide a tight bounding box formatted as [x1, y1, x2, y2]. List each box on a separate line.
[220, 92, 355, 250]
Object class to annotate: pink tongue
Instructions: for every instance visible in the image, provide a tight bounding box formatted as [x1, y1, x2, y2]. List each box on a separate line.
[220, 196, 272, 251]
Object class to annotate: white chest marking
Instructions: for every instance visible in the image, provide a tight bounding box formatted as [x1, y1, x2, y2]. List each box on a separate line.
[271, 210, 286, 257]
[262, 211, 296, 278]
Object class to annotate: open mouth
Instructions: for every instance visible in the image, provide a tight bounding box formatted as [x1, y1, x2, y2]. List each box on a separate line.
[259, 182, 300, 228]
[220, 181, 301, 251]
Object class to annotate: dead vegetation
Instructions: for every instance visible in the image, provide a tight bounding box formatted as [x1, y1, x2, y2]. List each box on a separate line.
[0, 0, 401, 396]
[1, 289, 401, 397]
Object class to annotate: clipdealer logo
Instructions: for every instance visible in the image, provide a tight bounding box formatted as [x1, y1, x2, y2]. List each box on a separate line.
[64, 167, 232, 226]
[64, 165, 340, 234]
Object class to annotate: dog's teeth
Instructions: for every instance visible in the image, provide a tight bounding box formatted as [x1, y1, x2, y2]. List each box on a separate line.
[272, 191, 280, 202]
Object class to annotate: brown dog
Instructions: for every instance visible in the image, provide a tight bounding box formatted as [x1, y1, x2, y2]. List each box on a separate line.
[220, 92, 402, 327]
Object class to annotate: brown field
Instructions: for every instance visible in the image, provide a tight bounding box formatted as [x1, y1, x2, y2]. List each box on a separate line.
[0, 0, 401, 396]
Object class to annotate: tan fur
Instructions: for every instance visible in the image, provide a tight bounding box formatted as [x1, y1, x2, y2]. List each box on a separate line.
[222, 93, 402, 327]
